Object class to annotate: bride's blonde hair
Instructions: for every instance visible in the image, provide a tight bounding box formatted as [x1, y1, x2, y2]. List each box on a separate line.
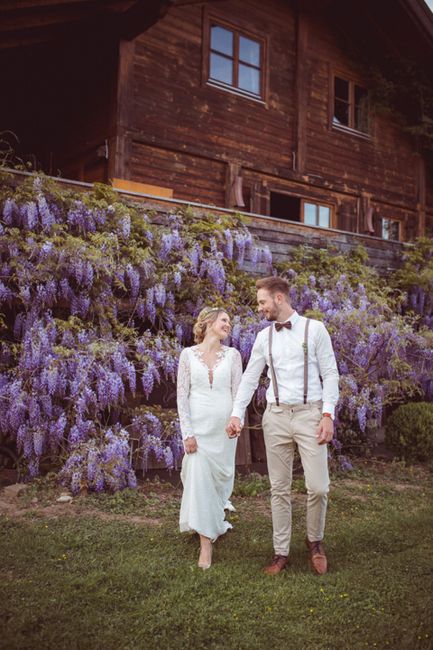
[193, 307, 228, 344]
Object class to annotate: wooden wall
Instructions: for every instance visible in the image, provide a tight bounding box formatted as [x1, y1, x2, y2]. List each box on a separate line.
[121, 0, 296, 197]
[116, 0, 432, 243]
[131, 142, 226, 205]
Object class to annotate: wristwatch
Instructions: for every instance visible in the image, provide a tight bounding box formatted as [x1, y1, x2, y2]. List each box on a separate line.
[322, 412, 335, 421]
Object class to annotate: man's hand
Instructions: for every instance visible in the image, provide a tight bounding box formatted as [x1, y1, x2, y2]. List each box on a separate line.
[316, 417, 334, 445]
[184, 436, 198, 454]
[226, 417, 242, 438]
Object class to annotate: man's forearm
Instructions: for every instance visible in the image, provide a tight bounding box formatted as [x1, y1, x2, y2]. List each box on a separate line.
[231, 349, 266, 420]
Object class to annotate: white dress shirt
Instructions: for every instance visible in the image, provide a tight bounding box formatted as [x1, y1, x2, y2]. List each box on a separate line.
[231, 312, 339, 422]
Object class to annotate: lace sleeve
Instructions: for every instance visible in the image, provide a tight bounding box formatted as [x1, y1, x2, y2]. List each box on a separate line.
[176, 348, 194, 440]
[231, 348, 243, 402]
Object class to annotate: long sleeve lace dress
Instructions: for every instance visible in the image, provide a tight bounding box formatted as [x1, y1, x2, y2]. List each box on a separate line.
[177, 345, 243, 541]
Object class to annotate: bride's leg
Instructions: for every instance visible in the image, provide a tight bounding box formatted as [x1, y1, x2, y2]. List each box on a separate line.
[198, 534, 212, 569]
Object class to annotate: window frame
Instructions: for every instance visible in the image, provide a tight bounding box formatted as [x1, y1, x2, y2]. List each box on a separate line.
[381, 217, 402, 242]
[301, 198, 335, 229]
[264, 189, 336, 228]
[203, 12, 268, 103]
[329, 69, 371, 139]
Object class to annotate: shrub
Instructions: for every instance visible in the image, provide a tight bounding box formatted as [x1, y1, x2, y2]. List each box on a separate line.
[385, 402, 433, 462]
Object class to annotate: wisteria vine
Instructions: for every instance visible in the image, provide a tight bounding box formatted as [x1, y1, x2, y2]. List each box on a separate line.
[0, 174, 269, 490]
[0, 173, 432, 490]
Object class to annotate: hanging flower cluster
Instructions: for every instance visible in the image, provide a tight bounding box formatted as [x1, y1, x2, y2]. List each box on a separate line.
[276, 245, 433, 459]
[58, 426, 137, 495]
[0, 173, 431, 486]
[0, 174, 271, 489]
[391, 237, 433, 330]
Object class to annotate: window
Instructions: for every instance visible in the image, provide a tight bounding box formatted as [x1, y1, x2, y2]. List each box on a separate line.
[270, 193, 301, 221]
[333, 75, 369, 133]
[303, 201, 331, 228]
[381, 218, 400, 241]
[208, 22, 264, 98]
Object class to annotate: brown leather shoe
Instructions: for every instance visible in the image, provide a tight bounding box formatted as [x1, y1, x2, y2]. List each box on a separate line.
[306, 538, 327, 575]
[263, 554, 289, 575]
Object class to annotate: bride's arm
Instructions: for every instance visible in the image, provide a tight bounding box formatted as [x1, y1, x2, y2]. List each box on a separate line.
[231, 348, 243, 402]
[176, 348, 195, 442]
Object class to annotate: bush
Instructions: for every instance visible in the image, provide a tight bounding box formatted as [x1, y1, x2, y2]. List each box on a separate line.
[385, 402, 433, 462]
[1, 172, 432, 487]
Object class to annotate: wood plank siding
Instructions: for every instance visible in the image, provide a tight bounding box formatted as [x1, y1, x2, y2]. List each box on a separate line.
[2, 0, 432, 246]
[130, 142, 227, 206]
[123, 0, 296, 196]
[115, 0, 432, 246]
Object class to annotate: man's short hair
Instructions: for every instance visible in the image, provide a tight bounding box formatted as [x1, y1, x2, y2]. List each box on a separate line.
[255, 276, 291, 298]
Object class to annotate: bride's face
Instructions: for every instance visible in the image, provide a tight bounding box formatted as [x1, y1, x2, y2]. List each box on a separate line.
[208, 311, 231, 340]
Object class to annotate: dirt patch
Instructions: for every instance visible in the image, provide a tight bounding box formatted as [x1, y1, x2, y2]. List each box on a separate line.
[0, 484, 169, 526]
[0, 499, 165, 526]
[392, 483, 423, 492]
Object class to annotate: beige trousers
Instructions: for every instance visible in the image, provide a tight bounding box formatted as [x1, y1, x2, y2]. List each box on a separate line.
[262, 401, 329, 556]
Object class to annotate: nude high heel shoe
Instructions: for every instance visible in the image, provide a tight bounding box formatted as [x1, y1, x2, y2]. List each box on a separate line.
[198, 538, 212, 569]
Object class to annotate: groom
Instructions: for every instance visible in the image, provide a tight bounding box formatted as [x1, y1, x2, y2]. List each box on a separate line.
[227, 276, 339, 575]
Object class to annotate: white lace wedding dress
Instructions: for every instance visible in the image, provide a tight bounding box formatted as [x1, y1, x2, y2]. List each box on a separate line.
[177, 345, 243, 541]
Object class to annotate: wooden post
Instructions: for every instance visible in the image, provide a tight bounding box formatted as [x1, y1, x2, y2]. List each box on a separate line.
[225, 162, 245, 208]
[293, 0, 309, 175]
[109, 38, 135, 182]
[235, 411, 252, 467]
[416, 154, 426, 237]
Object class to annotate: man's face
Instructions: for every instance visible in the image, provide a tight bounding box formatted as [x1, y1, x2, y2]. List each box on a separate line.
[257, 288, 280, 321]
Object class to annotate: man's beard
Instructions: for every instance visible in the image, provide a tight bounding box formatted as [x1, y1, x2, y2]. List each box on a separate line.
[267, 302, 280, 321]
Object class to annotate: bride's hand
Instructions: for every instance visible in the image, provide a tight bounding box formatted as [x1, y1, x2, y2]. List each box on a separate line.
[184, 436, 198, 454]
[226, 417, 242, 438]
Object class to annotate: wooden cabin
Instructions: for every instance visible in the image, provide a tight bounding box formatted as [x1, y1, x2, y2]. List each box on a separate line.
[2, 0, 433, 471]
[1, 0, 433, 268]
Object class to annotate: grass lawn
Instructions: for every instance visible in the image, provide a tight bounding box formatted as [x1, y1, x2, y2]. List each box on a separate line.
[1, 461, 433, 650]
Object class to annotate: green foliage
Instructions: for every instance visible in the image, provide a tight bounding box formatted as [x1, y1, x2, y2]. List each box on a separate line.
[385, 402, 433, 463]
[233, 473, 270, 497]
[392, 237, 433, 294]
[276, 243, 396, 306]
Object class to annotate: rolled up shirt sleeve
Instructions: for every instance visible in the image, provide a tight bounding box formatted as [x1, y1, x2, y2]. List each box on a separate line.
[231, 333, 267, 423]
[315, 322, 339, 417]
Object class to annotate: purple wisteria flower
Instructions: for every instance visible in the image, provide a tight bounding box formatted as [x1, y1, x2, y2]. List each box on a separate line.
[1, 179, 432, 488]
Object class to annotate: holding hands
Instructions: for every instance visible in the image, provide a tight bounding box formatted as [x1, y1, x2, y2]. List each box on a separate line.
[226, 416, 242, 439]
[183, 417, 242, 454]
[184, 436, 198, 454]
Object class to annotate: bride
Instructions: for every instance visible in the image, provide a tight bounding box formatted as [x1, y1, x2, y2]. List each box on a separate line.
[177, 306, 243, 569]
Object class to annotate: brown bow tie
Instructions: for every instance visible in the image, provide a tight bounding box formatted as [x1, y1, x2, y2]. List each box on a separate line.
[275, 321, 292, 332]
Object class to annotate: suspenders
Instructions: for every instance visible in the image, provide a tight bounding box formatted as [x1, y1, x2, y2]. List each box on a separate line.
[303, 318, 310, 404]
[268, 318, 311, 407]
[268, 323, 280, 406]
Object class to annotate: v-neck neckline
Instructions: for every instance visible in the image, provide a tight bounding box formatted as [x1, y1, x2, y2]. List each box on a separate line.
[192, 346, 228, 388]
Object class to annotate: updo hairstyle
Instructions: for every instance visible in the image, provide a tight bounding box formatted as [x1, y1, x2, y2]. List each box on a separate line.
[193, 307, 227, 344]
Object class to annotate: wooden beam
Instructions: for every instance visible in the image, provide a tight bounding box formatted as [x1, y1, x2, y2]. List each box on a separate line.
[112, 178, 173, 197]
[416, 154, 426, 237]
[173, 0, 228, 5]
[0, 0, 172, 48]
[111, 38, 136, 181]
[119, 0, 175, 40]
[293, 0, 309, 175]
